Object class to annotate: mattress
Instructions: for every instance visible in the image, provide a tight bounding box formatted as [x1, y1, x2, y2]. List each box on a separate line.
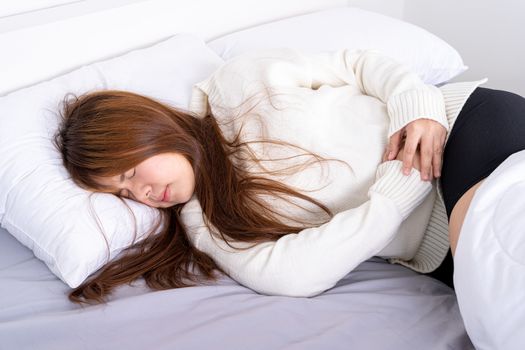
[0, 226, 473, 350]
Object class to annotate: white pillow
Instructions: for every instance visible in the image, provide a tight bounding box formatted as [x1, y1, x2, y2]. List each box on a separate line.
[0, 34, 224, 288]
[208, 7, 467, 85]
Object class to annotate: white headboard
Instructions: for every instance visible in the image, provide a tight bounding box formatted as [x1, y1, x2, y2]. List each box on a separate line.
[0, 0, 350, 96]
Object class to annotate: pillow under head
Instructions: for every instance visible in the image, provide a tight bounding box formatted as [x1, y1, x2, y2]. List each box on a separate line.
[0, 34, 224, 288]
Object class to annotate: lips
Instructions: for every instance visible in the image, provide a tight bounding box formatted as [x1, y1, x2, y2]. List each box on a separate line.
[161, 186, 169, 202]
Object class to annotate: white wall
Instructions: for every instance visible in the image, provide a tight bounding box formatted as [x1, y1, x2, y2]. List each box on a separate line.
[346, 0, 405, 19]
[403, 0, 525, 96]
[0, 0, 144, 32]
[0, 0, 79, 17]
[0, 0, 348, 34]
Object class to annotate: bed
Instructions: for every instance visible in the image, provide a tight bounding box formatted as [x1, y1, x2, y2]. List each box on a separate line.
[0, 225, 472, 349]
[0, 2, 474, 349]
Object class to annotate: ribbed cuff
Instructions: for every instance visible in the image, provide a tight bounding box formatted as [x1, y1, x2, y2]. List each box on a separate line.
[387, 86, 448, 137]
[189, 84, 210, 117]
[369, 160, 432, 220]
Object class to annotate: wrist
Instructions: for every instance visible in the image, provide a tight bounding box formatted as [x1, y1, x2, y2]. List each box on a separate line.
[370, 160, 432, 219]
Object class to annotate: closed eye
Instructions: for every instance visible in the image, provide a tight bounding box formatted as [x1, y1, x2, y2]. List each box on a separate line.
[118, 168, 136, 199]
[120, 168, 136, 183]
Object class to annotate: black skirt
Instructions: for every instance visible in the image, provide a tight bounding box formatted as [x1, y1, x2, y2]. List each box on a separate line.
[427, 87, 525, 288]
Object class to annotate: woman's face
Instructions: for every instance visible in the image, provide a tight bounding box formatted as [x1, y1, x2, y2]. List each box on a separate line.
[96, 153, 195, 208]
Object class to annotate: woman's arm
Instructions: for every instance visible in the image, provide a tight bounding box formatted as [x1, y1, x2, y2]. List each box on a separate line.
[308, 50, 448, 180]
[181, 160, 431, 297]
[307, 49, 448, 137]
[194, 48, 448, 137]
[192, 48, 448, 179]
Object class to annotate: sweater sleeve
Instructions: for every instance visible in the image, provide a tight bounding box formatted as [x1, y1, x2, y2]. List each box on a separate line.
[190, 48, 448, 138]
[307, 49, 448, 137]
[180, 160, 432, 297]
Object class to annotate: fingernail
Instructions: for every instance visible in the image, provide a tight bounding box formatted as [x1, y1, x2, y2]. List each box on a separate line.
[388, 151, 394, 160]
[403, 168, 410, 175]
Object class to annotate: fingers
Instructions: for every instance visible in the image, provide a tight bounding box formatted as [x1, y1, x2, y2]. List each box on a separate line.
[396, 120, 447, 181]
[432, 134, 446, 178]
[419, 135, 433, 181]
[387, 130, 404, 161]
[402, 133, 418, 176]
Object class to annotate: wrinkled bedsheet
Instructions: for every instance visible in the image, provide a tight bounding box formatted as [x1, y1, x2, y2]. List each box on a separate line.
[0, 227, 473, 350]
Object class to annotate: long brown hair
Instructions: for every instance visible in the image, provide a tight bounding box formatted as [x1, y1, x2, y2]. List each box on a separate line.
[54, 90, 335, 304]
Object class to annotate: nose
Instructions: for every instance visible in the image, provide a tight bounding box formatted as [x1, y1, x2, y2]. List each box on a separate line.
[129, 181, 152, 203]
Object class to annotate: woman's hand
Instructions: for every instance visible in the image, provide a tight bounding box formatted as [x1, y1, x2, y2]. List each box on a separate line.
[383, 119, 446, 181]
[394, 144, 421, 172]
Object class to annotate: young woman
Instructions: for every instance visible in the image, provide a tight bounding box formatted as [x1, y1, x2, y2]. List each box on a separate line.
[55, 49, 525, 309]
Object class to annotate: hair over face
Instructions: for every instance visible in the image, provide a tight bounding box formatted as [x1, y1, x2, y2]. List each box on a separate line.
[55, 90, 334, 304]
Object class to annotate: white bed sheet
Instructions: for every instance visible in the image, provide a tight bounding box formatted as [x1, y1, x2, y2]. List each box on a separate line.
[0, 226, 473, 350]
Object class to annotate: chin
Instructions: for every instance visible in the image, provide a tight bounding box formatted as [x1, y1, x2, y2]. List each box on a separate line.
[180, 190, 195, 204]
[160, 202, 177, 208]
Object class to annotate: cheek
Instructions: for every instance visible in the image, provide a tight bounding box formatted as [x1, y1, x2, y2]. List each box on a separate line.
[184, 165, 196, 187]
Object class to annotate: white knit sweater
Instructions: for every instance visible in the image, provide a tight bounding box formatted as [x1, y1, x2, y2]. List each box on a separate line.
[183, 48, 486, 297]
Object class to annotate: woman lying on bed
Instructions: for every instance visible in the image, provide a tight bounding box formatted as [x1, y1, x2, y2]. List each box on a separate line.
[55, 49, 525, 310]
